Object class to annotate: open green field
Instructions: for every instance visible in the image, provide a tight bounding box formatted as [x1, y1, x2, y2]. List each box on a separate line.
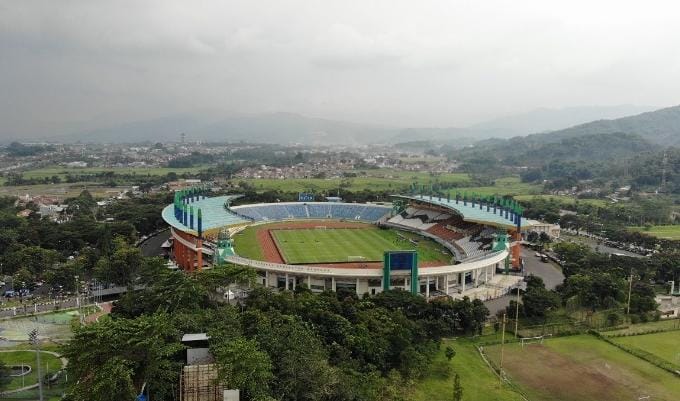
[484, 334, 680, 401]
[603, 318, 680, 336]
[271, 227, 449, 264]
[19, 165, 205, 180]
[455, 177, 542, 197]
[411, 338, 524, 401]
[233, 221, 451, 265]
[629, 225, 680, 240]
[515, 194, 612, 208]
[0, 350, 63, 391]
[242, 171, 471, 193]
[612, 330, 680, 368]
[0, 182, 123, 198]
[397, 155, 446, 163]
[240, 174, 543, 198]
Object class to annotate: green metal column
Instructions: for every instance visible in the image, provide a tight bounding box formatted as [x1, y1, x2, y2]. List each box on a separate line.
[411, 253, 419, 294]
[383, 253, 391, 291]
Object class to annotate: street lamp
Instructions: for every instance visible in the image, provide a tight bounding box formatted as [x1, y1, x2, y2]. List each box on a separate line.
[28, 329, 44, 401]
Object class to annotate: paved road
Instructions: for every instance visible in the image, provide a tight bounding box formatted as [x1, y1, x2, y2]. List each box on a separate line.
[483, 246, 564, 316]
[561, 233, 644, 258]
[140, 228, 170, 257]
[0, 298, 80, 319]
[522, 247, 564, 290]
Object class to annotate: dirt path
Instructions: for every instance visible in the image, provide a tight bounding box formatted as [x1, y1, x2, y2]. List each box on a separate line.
[84, 302, 113, 324]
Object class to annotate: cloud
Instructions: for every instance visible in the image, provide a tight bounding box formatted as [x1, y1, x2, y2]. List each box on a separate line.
[1, 0, 679, 137]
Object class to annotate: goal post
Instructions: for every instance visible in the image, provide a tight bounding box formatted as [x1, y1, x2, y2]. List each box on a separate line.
[314, 225, 327, 230]
[520, 335, 546, 348]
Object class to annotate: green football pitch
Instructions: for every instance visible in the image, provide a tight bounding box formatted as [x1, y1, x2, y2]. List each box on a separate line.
[271, 228, 412, 264]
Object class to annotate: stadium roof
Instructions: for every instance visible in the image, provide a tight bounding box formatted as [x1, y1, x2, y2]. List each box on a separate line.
[393, 194, 532, 229]
[162, 195, 250, 235]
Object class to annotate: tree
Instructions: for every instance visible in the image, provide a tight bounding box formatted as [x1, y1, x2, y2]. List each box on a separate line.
[453, 372, 463, 401]
[552, 242, 590, 264]
[68, 357, 137, 401]
[445, 346, 456, 361]
[211, 337, 273, 401]
[629, 282, 658, 314]
[527, 231, 539, 243]
[62, 313, 183, 401]
[522, 286, 560, 319]
[94, 237, 144, 286]
[0, 360, 9, 391]
[250, 312, 339, 401]
[44, 258, 84, 291]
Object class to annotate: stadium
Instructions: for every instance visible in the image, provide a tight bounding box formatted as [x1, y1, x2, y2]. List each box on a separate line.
[161, 188, 547, 299]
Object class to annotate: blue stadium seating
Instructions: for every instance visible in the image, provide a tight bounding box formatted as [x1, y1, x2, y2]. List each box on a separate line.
[307, 204, 331, 218]
[231, 202, 389, 222]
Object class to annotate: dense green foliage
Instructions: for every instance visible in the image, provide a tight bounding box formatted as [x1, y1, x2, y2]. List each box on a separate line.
[4, 141, 54, 156]
[0, 191, 172, 290]
[553, 242, 663, 316]
[62, 263, 490, 401]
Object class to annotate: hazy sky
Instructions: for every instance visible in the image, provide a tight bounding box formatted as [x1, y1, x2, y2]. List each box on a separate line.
[2, 0, 680, 137]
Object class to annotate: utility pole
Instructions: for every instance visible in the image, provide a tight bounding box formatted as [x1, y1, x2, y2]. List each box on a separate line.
[514, 286, 520, 338]
[499, 313, 507, 387]
[660, 150, 668, 193]
[28, 329, 44, 401]
[626, 271, 634, 315]
[74, 275, 81, 326]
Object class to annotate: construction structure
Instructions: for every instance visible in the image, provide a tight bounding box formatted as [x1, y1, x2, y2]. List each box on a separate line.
[180, 364, 225, 401]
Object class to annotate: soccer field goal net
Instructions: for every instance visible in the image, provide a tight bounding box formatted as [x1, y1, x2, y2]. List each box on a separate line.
[314, 226, 327, 230]
[347, 256, 367, 262]
[520, 335, 550, 347]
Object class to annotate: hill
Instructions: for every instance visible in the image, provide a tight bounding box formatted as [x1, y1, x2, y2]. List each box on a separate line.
[36, 105, 662, 146]
[461, 132, 658, 166]
[469, 104, 655, 138]
[392, 105, 655, 143]
[527, 105, 680, 146]
[45, 112, 395, 145]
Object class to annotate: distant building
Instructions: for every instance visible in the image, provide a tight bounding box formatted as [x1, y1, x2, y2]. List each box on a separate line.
[522, 219, 561, 239]
[16, 209, 32, 217]
[168, 179, 203, 192]
[38, 204, 65, 219]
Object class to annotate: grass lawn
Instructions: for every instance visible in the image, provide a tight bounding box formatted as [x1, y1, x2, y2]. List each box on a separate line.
[602, 319, 680, 336]
[19, 165, 205, 180]
[271, 227, 450, 264]
[514, 194, 612, 208]
[484, 334, 680, 401]
[240, 174, 541, 197]
[629, 225, 680, 240]
[612, 330, 680, 368]
[233, 222, 452, 265]
[233, 225, 265, 261]
[455, 177, 543, 197]
[0, 183, 123, 199]
[410, 338, 525, 401]
[241, 171, 471, 193]
[0, 350, 63, 391]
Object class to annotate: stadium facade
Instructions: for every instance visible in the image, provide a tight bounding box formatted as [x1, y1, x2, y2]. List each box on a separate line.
[161, 189, 550, 299]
